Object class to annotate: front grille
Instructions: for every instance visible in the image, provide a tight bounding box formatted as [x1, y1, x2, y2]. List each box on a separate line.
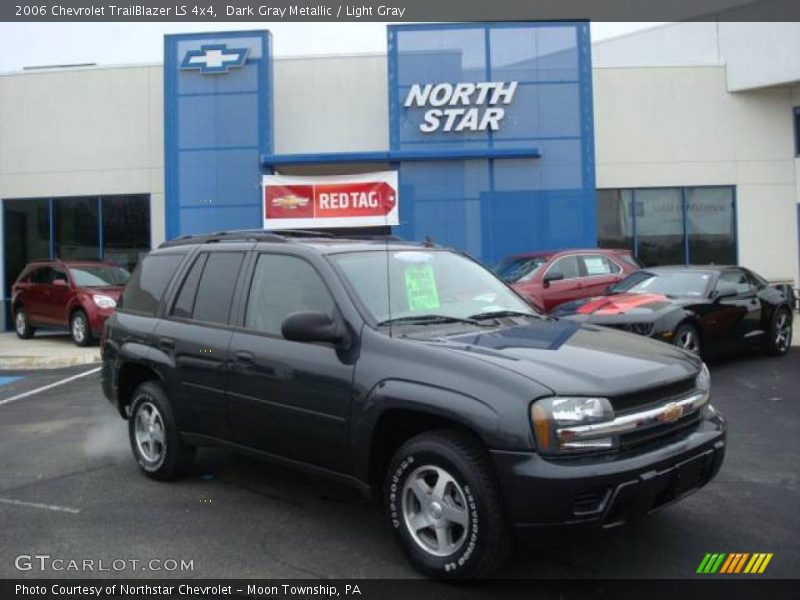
[619, 411, 702, 453]
[610, 377, 696, 414]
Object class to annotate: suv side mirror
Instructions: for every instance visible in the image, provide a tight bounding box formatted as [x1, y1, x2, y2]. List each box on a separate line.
[282, 311, 345, 345]
[542, 272, 564, 287]
[53, 278, 68, 287]
[714, 287, 738, 302]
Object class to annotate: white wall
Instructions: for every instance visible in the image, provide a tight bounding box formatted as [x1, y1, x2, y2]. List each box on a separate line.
[594, 65, 799, 284]
[0, 64, 164, 246]
[719, 22, 800, 92]
[595, 21, 800, 93]
[593, 22, 721, 68]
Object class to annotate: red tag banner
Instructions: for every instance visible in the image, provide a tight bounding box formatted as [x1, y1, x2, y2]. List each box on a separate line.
[263, 171, 399, 229]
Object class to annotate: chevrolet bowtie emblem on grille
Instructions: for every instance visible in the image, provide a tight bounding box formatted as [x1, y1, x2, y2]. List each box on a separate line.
[180, 44, 250, 74]
[658, 402, 684, 423]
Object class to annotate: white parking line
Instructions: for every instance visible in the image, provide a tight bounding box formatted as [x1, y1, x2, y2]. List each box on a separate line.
[0, 367, 101, 407]
[0, 497, 81, 514]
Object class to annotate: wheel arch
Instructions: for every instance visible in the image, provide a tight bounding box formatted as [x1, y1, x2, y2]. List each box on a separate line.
[116, 361, 166, 419]
[354, 380, 501, 496]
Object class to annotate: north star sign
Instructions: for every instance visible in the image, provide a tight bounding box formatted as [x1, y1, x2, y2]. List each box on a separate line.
[404, 81, 519, 133]
[180, 44, 250, 74]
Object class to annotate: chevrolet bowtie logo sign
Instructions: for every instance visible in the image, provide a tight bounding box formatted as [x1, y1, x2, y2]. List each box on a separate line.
[180, 44, 250, 74]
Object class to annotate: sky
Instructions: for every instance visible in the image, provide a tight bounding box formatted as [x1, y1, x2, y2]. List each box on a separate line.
[0, 22, 663, 72]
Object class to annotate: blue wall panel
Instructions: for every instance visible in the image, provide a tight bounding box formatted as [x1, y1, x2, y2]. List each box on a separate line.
[164, 31, 272, 239]
[388, 22, 596, 265]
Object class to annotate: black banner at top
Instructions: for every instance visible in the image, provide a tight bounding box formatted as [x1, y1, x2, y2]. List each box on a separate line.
[2, 0, 800, 22]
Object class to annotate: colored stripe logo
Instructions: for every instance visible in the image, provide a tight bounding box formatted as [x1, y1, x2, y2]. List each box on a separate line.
[697, 553, 773, 574]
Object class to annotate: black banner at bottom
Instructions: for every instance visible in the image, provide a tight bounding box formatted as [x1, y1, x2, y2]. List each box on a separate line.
[2, 579, 798, 600]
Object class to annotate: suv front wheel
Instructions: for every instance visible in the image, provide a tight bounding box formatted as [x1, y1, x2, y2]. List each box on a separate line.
[128, 381, 195, 481]
[70, 310, 91, 346]
[384, 429, 512, 578]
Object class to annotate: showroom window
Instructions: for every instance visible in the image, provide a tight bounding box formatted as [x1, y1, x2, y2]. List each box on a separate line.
[597, 187, 736, 267]
[3, 195, 151, 318]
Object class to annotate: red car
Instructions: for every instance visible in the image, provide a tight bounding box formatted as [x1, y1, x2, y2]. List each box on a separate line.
[11, 259, 130, 346]
[495, 248, 642, 312]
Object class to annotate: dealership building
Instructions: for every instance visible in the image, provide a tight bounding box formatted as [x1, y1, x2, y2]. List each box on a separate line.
[0, 21, 799, 327]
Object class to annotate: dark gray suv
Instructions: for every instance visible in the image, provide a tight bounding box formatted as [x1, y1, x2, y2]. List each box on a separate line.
[102, 230, 726, 578]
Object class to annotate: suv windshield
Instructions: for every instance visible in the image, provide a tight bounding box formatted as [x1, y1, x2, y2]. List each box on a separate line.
[331, 250, 536, 325]
[494, 256, 548, 283]
[69, 265, 130, 287]
[611, 270, 712, 298]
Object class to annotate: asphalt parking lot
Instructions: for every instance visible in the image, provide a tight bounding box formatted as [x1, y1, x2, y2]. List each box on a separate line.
[0, 349, 798, 580]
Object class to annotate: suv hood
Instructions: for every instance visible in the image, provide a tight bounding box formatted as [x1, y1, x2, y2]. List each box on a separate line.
[422, 319, 700, 397]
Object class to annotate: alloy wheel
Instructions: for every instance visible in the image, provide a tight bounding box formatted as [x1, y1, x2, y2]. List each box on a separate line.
[676, 329, 699, 353]
[15, 311, 26, 336]
[775, 311, 792, 353]
[72, 314, 87, 344]
[134, 401, 166, 463]
[401, 464, 470, 557]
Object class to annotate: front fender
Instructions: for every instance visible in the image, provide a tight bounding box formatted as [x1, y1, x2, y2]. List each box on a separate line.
[350, 379, 503, 483]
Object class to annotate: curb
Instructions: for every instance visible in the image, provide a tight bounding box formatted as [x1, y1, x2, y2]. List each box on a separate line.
[0, 353, 101, 370]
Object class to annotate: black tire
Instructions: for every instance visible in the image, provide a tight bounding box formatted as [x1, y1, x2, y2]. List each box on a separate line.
[14, 306, 35, 339]
[672, 322, 702, 356]
[765, 307, 792, 356]
[70, 310, 92, 347]
[128, 381, 195, 481]
[384, 429, 512, 579]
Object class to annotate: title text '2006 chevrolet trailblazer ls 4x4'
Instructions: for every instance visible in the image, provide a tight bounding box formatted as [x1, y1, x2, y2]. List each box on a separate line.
[101, 231, 726, 578]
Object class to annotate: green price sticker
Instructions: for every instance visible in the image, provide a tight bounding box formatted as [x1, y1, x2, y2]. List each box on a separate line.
[404, 264, 440, 311]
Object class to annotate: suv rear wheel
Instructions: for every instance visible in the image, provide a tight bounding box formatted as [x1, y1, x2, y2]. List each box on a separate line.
[129, 381, 195, 481]
[14, 307, 35, 339]
[384, 429, 512, 578]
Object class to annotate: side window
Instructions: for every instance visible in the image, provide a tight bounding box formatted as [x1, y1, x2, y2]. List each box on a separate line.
[121, 253, 184, 316]
[745, 270, 767, 290]
[245, 254, 335, 336]
[547, 256, 580, 280]
[52, 269, 68, 285]
[29, 268, 48, 284]
[191, 252, 245, 324]
[716, 270, 752, 295]
[580, 255, 620, 276]
[170, 253, 208, 319]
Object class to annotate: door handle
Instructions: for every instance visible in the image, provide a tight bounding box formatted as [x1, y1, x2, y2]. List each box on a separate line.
[235, 350, 255, 365]
[158, 337, 175, 351]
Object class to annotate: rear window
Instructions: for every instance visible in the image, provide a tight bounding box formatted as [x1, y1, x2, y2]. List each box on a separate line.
[120, 253, 184, 316]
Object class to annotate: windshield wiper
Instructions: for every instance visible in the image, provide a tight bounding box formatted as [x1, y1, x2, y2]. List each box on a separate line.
[467, 309, 540, 321]
[377, 314, 491, 327]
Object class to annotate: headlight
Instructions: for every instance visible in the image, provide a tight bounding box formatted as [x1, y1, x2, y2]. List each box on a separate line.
[624, 322, 655, 336]
[531, 397, 615, 454]
[696, 362, 710, 393]
[92, 294, 117, 309]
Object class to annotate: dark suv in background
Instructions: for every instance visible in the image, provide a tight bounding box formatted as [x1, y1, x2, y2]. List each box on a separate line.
[12, 259, 129, 346]
[102, 231, 726, 578]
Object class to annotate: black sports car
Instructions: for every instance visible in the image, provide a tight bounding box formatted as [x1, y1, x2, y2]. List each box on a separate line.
[552, 266, 794, 357]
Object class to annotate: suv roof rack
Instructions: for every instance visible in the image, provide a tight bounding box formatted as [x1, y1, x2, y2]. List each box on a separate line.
[159, 229, 336, 248]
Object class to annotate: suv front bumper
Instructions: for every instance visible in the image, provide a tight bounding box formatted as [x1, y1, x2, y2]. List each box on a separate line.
[491, 413, 725, 529]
